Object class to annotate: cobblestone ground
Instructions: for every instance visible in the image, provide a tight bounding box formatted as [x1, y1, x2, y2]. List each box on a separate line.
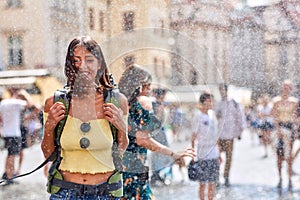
[1, 129, 300, 199]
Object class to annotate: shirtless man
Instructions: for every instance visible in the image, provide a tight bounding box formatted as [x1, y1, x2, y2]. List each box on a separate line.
[271, 80, 298, 190]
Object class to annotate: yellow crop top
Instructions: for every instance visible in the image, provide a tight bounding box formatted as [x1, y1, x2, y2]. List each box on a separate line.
[58, 116, 115, 174]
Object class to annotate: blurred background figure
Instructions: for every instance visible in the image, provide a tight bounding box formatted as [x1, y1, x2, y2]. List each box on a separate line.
[16, 89, 39, 176]
[168, 104, 183, 142]
[0, 88, 30, 185]
[271, 80, 298, 190]
[150, 88, 173, 186]
[215, 83, 246, 187]
[256, 94, 274, 158]
[244, 101, 260, 146]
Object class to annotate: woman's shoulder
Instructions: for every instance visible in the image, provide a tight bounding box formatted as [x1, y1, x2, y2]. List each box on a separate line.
[137, 96, 153, 111]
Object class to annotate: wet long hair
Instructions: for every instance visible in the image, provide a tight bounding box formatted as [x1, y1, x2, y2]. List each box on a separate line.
[64, 36, 113, 92]
[118, 64, 152, 105]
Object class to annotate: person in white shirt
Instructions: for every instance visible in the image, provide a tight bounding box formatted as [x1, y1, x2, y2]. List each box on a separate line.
[0, 88, 28, 185]
[257, 94, 274, 158]
[214, 83, 245, 187]
[192, 92, 220, 200]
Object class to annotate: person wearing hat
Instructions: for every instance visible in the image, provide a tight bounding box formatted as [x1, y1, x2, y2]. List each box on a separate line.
[118, 64, 195, 199]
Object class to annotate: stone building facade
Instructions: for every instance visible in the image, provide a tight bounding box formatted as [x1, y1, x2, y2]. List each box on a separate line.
[263, 0, 300, 95]
[0, 0, 85, 82]
[0, 0, 171, 88]
[169, 0, 233, 86]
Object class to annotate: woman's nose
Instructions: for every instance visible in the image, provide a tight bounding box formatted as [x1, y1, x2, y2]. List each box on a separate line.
[79, 60, 88, 69]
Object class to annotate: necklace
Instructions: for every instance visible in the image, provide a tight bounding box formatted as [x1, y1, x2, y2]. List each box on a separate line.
[79, 122, 91, 149]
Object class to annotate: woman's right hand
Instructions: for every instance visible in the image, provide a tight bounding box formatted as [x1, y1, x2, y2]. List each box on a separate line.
[42, 97, 66, 158]
[46, 102, 66, 130]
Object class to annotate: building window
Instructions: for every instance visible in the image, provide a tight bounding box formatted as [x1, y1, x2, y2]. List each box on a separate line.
[89, 8, 95, 30]
[99, 11, 104, 32]
[190, 70, 198, 85]
[63, 0, 68, 11]
[123, 11, 134, 32]
[153, 57, 158, 78]
[6, 0, 22, 8]
[53, 0, 60, 8]
[70, 0, 76, 14]
[8, 36, 23, 66]
[160, 20, 165, 35]
[162, 60, 166, 76]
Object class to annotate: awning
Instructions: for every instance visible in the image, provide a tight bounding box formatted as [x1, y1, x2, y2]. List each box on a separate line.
[35, 76, 63, 104]
[0, 69, 49, 78]
[0, 69, 63, 106]
[164, 85, 220, 104]
[0, 77, 36, 86]
[164, 84, 252, 106]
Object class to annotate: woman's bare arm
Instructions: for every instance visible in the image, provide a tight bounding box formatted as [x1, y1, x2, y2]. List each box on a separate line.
[41, 96, 66, 158]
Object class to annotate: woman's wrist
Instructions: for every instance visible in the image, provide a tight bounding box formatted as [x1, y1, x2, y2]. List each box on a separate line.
[45, 120, 57, 130]
[170, 151, 179, 160]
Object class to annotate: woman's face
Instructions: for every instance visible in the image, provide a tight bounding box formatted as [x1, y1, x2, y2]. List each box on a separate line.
[140, 83, 151, 96]
[71, 45, 100, 96]
[73, 45, 99, 81]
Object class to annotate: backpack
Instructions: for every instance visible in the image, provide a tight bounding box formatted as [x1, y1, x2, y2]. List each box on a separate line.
[0, 86, 124, 197]
[47, 86, 123, 197]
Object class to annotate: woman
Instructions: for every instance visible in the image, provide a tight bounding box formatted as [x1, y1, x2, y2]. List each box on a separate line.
[118, 64, 194, 199]
[41, 36, 128, 199]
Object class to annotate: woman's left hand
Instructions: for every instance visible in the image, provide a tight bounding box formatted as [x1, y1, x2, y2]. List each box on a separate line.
[103, 102, 126, 133]
[172, 147, 196, 162]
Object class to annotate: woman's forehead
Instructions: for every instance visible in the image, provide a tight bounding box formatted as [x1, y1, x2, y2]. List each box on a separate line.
[73, 46, 90, 54]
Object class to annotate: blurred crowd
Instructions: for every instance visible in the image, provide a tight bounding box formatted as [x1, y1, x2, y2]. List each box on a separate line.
[0, 87, 43, 184]
[147, 79, 300, 199]
[1, 78, 300, 199]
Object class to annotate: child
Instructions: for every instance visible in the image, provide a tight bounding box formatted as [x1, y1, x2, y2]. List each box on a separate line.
[191, 92, 220, 200]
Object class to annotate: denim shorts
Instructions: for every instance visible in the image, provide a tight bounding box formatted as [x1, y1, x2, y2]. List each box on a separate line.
[49, 188, 120, 200]
[4, 137, 21, 155]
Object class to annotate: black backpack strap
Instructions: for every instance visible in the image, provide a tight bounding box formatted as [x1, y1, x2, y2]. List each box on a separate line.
[104, 88, 123, 171]
[53, 89, 70, 148]
[50, 88, 70, 170]
[0, 151, 58, 184]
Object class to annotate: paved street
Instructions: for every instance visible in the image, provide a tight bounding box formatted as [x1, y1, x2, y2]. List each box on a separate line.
[152, 129, 300, 200]
[1, 129, 300, 199]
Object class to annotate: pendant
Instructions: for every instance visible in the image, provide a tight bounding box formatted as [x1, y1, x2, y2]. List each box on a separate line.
[80, 122, 91, 133]
[80, 137, 90, 149]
